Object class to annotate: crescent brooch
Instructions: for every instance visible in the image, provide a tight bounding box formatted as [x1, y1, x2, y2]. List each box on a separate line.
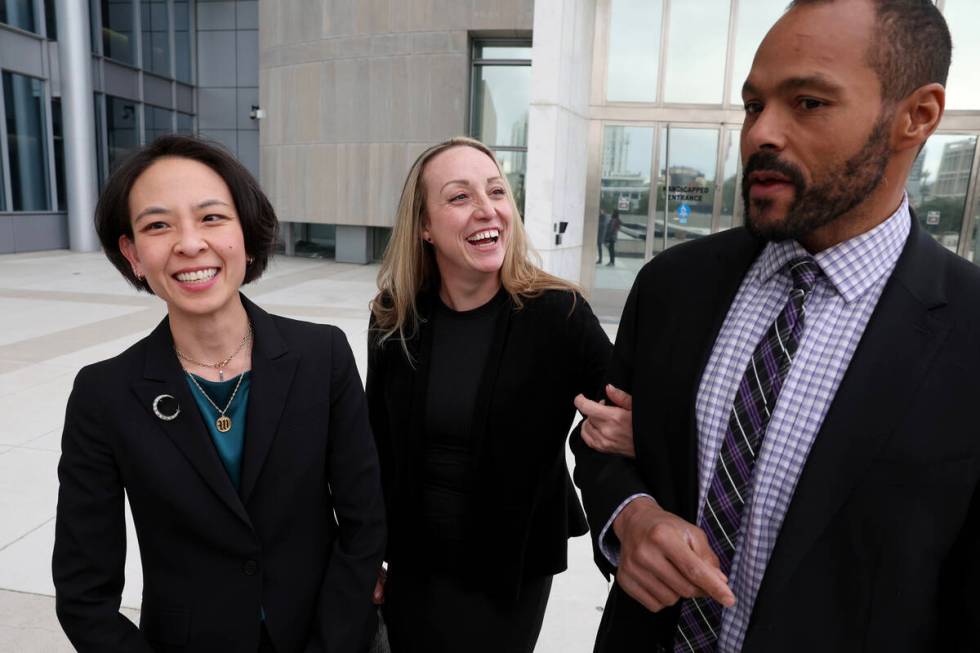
[152, 394, 180, 421]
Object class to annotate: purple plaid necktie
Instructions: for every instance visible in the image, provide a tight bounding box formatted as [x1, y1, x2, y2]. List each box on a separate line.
[672, 257, 821, 653]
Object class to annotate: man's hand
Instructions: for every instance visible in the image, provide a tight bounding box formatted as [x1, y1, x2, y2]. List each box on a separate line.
[575, 384, 635, 458]
[372, 567, 386, 605]
[613, 497, 735, 612]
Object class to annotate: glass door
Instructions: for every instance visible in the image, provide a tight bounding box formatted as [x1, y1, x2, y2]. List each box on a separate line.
[591, 122, 736, 319]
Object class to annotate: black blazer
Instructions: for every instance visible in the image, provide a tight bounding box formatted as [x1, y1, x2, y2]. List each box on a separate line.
[366, 289, 609, 600]
[572, 219, 980, 652]
[53, 296, 386, 653]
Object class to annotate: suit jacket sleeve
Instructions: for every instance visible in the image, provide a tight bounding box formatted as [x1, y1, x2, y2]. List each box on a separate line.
[570, 271, 656, 576]
[365, 317, 394, 558]
[940, 475, 980, 652]
[53, 368, 153, 653]
[306, 327, 386, 653]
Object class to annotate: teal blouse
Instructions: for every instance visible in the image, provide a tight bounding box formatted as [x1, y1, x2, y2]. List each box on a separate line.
[185, 372, 251, 490]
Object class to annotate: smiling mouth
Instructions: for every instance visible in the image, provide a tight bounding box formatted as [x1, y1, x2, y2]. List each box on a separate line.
[173, 268, 219, 283]
[466, 228, 500, 246]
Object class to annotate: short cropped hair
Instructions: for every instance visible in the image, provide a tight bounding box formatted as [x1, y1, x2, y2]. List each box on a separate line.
[94, 135, 278, 293]
[789, 0, 951, 103]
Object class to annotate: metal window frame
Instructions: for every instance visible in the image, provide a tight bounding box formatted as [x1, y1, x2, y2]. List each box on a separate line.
[0, 73, 11, 210]
[0, 71, 55, 212]
[953, 131, 980, 258]
[469, 36, 533, 144]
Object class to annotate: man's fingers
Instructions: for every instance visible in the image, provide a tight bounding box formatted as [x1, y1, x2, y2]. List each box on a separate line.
[575, 394, 619, 424]
[580, 419, 602, 448]
[606, 384, 634, 410]
[670, 542, 735, 607]
[574, 393, 605, 418]
[615, 569, 665, 613]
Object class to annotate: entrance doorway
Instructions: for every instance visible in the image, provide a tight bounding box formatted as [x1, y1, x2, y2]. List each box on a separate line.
[590, 123, 742, 320]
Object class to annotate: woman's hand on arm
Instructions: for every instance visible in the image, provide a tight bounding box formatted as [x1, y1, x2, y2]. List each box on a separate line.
[575, 384, 635, 458]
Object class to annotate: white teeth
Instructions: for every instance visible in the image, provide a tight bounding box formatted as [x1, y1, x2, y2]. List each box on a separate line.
[466, 229, 500, 243]
[175, 268, 218, 282]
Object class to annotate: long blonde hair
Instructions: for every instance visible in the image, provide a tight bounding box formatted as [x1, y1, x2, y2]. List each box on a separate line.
[370, 136, 578, 348]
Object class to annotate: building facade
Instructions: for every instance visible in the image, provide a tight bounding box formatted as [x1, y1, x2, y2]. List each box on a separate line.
[4, 0, 980, 321]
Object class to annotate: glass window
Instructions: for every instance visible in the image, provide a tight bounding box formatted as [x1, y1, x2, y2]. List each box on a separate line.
[3, 72, 50, 211]
[477, 45, 531, 59]
[94, 94, 106, 186]
[51, 97, 65, 210]
[729, 0, 786, 105]
[89, 0, 99, 53]
[106, 96, 139, 170]
[144, 105, 172, 144]
[44, 0, 56, 38]
[0, 0, 36, 32]
[943, 0, 980, 111]
[295, 224, 335, 259]
[597, 125, 653, 286]
[657, 127, 718, 250]
[907, 134, 978, 253]
[174, 0, 191, 83]
[472, 66, 530, 149]
[606, 0, 662, 103]
[177, 111, 194, 134]
[970, 192, 980, 265]
[141, 0, 170, 76]
[719, 129, 740, 230]
[494, 150, 527, 216]
[664, 0, 731, 104]
[471, 40, 531, 216]
[101, 0, 136, 65]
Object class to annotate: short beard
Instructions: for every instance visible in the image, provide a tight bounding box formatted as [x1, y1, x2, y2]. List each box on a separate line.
[741, 116, 891, 243]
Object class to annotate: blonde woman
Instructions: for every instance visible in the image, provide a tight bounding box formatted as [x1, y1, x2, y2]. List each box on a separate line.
[366, 137, 612, 652]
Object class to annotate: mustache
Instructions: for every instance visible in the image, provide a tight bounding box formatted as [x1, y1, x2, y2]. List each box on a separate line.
[742, 152, 806, 195]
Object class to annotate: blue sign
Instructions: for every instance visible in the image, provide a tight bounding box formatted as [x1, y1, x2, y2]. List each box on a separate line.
[677, 203, 690, 224]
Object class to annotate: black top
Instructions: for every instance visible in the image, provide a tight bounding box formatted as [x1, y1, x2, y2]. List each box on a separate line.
[368, 288, 612, 600]
[423, 290, 507, 566]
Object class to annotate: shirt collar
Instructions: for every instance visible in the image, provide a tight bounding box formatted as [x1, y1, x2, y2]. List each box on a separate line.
[756, 194, 911, 304]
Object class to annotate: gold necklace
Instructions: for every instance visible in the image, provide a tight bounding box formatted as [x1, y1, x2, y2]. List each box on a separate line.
[186, 370, 246, 433]
[174, 324, 253, 381]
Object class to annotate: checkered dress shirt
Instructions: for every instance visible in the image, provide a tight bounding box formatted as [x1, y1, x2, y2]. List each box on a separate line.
[600, 196, 911, 652]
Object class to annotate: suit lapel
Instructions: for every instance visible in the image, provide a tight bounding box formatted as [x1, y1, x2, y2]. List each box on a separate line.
[749, 222, 950, 631]
[239, 296, 298, 505]
[131, 317, 253, 528]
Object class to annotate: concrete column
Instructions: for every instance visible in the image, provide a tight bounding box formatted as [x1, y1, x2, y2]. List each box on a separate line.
[524, 0, 596, 283]
[336, 225, 372, 265]
[56, 0, 100, 252]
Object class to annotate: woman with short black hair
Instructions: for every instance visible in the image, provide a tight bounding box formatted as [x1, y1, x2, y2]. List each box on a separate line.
[53, 135, 385, 653]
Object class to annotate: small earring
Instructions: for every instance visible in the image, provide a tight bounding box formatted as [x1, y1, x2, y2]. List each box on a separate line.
[247, 256, 255, 264]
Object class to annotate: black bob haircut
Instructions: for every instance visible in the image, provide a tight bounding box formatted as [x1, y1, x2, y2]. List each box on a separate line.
[788, 0, 952, 103]
[94, 135, 278, 293]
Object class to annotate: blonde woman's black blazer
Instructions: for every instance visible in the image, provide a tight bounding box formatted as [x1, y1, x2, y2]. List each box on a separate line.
[53, 295, 386, 652]
[366, 289, 611, 601]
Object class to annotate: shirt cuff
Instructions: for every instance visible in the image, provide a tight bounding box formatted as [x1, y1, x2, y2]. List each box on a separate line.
[598, 493, 655, 567]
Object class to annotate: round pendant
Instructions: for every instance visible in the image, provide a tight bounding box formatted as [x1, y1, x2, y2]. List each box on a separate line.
[216, 415, 233, 433]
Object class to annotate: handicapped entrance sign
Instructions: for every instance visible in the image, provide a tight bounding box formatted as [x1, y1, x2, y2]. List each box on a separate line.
[676, 203, 690, 224]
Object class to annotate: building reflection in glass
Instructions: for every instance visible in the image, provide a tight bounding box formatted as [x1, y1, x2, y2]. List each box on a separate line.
[907, 134, 978, 253]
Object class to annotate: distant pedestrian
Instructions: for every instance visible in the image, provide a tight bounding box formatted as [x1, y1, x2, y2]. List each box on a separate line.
[597, 210, 610, 263]
[605, 209, 621, 266]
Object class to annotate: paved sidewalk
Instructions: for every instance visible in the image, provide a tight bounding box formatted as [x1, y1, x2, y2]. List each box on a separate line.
[0, 251, 615, 652]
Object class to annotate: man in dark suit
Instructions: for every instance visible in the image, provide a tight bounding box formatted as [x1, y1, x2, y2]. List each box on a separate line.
[573, 1, 980, 651]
